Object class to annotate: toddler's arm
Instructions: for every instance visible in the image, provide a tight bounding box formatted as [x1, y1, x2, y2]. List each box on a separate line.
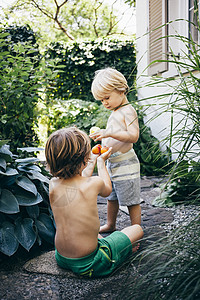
[90, 108, 139, 144]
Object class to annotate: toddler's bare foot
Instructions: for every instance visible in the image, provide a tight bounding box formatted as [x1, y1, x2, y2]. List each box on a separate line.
[99, 224, 116, 233]
[132, 243, 140, 253]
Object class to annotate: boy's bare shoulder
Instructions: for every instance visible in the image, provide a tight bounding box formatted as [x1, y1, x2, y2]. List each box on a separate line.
[90, 175, 104, 184]
[89, 175, 104, 188]
[122, 103, 136, 112]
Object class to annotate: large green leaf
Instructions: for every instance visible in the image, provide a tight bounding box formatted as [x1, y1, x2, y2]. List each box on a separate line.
[0, 145, 12, 162]
[17, 164, 42, 173]
[27, 171, 49, 184]
[17, 165, 30, 172]
[14, 218, 37, 251]
[17, 147, 44, 152]
[0, 175, 17, 187]
[35, 213, 55, 244]
[26, 205, 40, 219]
[0, 158, 6, 171]
[41, 182, 49, 195]
[15, 191, 43, 206]
[15, 157, 39, 164]
[0, 167, 18, 176]
[0, 189, 20, 214]
[27, 165, 42, 172]
[16, 176, 37, 196]
[0, 140, 10, 147]
[0, 221, 19, 256]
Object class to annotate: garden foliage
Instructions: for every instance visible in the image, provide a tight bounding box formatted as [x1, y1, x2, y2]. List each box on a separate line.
[146, 20, 200, 206]
[0, 141, 55, 256]
[45, 38, 137, 102]
[44, 39, 171, 175]
[0, 26, 40, 152]
[0, 26, 62, 152]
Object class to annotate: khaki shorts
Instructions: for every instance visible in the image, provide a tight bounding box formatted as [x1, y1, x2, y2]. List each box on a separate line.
[55, 231, 132, 278]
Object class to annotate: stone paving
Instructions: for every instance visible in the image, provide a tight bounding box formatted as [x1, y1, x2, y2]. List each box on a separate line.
[0, 176, 174, 300]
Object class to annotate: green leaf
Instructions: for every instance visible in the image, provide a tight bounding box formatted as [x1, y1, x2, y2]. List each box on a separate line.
[0, 189, 19, 214]
[16, 176, 37, 196]
[17, 165, 30, 172]
[0, 158, 6, 171]
[14, 218, 36, 251]
[35, 213, 55, 244]
[0, 145, 12, 162]
[17, 147, 44, 152]
[15, 191, 43, 206]
[26, 205, 40, 219]
[0, 221, 19, 256]
[15, 157, 39, 164]
[27, 165, 42, 172]
[0, 140, 10, 147]
[27, 171, 49, 184]
[0, 167, 19, 176]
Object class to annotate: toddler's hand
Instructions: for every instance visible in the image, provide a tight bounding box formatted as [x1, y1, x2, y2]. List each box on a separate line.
[89, 129, 106, 142]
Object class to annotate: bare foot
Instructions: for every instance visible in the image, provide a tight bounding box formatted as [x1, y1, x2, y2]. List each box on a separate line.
[99, 224, 116, 233]
[132, 243, 140, 253]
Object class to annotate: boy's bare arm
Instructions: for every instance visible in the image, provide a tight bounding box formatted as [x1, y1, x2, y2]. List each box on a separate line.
[82, 152, 98, 177]
[90, 108, 139, 143]
[96, 148, 112, 197]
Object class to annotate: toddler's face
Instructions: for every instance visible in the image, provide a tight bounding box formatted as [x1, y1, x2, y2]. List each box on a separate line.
[99, 90, 125, 110]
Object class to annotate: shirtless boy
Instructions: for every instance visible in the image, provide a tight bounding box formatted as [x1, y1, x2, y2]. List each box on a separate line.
[90, 67, 142, 233]
[45, 127, 143, 278]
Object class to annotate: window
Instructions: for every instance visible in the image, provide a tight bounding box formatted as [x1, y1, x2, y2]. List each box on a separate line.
[189, 0, 200, 46]
[148, 0, 168, 75]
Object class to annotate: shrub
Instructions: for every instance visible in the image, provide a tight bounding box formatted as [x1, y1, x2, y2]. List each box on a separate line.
[153, 159, 200, 206]
[0, 26, 40, 152]
[0, 141, 55, 256]
[45, 38, 137, 102]
[0, 25, 63, 152]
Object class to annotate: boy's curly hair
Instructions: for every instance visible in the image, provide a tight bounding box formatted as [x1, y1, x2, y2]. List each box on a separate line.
[45, 127, 91, 179]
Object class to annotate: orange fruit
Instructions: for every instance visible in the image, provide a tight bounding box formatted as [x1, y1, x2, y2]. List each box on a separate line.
[101, 146, 109, 154]
[92, 144, 102, 154]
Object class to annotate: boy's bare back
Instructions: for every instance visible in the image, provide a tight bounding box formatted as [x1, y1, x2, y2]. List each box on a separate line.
[49, 175, 103, 258]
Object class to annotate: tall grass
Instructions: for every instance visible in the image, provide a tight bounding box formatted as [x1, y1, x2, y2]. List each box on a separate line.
[117, 216, 200, 300]
[119, 16, 200, 300]
[138, 18, 200, 206]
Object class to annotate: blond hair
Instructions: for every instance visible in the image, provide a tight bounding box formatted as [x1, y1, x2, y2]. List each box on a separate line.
[91, 67, 129, 100]
[45, 127, 91, 179]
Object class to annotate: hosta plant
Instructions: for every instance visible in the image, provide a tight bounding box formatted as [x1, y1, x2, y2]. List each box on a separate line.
[0, 141, 55, 256]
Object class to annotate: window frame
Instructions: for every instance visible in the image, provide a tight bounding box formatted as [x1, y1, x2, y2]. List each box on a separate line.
[188, 0, 200, 48]
[148, 0, 168, 76]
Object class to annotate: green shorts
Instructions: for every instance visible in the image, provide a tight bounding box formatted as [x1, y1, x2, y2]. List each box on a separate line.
[55, 231, 132, 278]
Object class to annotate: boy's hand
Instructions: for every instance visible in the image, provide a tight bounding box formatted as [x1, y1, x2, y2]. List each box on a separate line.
[89, 129, 107, 142]
[97, 147, 112, 162]
[89, 151, 99, 161]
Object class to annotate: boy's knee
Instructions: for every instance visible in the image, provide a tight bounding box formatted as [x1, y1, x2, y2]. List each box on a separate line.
[132, 224, 144, 236]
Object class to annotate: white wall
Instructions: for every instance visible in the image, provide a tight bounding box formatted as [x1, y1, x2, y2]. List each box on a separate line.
[136, 0, 199, 159]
